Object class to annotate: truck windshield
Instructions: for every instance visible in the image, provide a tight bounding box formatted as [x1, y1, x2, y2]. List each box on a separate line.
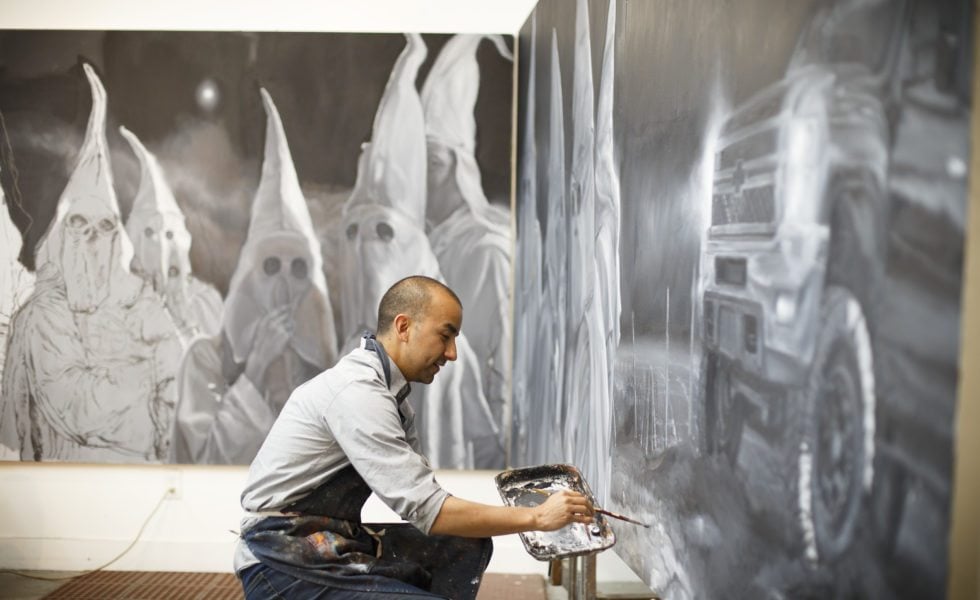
[789, 0, 902, 73]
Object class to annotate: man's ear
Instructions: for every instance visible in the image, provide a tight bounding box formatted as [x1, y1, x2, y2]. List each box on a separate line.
[393, 313, 412, 342]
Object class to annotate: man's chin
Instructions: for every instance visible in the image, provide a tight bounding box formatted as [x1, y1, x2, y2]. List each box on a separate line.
[422, 365, 442, 384]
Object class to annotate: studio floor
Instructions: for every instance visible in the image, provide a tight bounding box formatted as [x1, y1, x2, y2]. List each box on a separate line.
[0, 570, 555, 600]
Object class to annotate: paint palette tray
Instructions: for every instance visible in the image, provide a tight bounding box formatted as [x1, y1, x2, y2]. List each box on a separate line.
[495, 464, 615, 560]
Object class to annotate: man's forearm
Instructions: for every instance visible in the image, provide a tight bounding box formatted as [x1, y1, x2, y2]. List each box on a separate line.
[428, 491, 594, 537]
[429, 496, 538, 537]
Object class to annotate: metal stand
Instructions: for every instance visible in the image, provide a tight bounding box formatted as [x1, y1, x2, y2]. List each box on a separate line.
[563, 553, 596, 600]
[553, 553, 658, 600]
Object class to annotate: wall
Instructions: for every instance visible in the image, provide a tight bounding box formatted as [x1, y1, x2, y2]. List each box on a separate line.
[513, 0, 976, 597]
[0, 464, 544, 574]
[0, 0, 546, 581]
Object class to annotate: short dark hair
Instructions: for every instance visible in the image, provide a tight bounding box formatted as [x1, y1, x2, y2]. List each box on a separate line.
[376, 275, 461, 334]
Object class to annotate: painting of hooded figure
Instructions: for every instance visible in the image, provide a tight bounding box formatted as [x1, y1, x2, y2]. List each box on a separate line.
[1, 65, 182, 463]
[561, 0, 620, 504]
[170, 88, 338, 465]
[119, 126, 223, 345]
[513, 0, 621, 504]
[422, 34, 514, 437]
[510, 15, 542, 466]
[0, 168, 36, 461]
[339, 34, 504, 469]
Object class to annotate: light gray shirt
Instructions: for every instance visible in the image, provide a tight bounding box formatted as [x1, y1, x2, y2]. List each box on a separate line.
[234, 340, 451, 572]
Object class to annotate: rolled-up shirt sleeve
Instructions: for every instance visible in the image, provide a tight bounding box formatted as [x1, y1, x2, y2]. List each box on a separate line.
[323, 377, 450, 534]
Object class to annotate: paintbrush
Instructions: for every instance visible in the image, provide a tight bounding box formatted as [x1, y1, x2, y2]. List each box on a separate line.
[525, 488, 651, 529]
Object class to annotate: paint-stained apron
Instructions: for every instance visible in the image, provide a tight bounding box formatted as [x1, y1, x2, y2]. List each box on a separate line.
[242, 465, 492, 599]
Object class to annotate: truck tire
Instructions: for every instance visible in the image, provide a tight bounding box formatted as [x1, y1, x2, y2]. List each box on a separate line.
[702, 351, 743, 466]
[796, 285, 876, 563]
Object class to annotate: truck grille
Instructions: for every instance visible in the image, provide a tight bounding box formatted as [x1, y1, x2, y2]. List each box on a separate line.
[711, 185, 775, 226]
[717, 130, 778, 171]
[715, 257, 747, 286]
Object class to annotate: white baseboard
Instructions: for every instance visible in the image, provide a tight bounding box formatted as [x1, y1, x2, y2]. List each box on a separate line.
[0, 464, 548, 575]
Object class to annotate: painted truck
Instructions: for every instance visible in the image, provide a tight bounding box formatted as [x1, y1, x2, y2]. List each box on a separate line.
[700, 0, 970, 564]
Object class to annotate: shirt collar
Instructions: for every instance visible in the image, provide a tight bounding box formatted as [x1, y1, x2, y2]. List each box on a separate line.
[359, 336, 410, 400]
[388, 356, 410, 400]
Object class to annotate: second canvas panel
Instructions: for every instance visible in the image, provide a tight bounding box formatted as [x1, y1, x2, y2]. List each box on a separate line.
[512, 0, 971, 597]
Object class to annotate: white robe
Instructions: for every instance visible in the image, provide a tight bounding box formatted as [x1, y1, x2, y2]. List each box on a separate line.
[1, 269, 181, 462]
[0, 204, 35, 460]
[429, 204, 511, 431]
[167, 276, 224, 343]
[170, 334, 320, 465]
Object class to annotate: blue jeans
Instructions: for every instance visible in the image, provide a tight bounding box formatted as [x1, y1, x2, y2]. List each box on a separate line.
[239, 527, 493, 600]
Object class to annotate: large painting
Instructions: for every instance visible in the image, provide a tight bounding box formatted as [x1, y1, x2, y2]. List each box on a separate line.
[0, 30, 514, 468]
[513, 0, 972, 596]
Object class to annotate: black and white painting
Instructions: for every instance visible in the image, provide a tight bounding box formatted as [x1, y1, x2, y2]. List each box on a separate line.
[0, 30, 514, 468]
[513, 0, 972, 596]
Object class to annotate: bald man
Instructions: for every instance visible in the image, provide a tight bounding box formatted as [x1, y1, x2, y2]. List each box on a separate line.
[235, 275, 594, 599]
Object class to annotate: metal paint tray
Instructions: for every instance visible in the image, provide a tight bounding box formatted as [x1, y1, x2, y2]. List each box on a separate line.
[495, 464, 615, 560]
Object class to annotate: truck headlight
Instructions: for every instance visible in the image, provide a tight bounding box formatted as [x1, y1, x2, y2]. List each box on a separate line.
[775, 292, 797, 324]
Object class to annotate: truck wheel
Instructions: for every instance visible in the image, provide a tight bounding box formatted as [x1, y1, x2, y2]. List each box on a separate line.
[702, 352, 743, 466]
[796, 286, 875, 563]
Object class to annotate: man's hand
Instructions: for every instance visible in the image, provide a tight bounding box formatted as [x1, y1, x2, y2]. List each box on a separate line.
[532, 489, 595, 531]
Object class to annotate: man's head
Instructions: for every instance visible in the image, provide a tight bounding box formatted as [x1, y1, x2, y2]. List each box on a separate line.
[376, 275, 462, 384]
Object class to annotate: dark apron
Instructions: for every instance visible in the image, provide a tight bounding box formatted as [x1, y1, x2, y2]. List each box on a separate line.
[241, 334, 492, 598]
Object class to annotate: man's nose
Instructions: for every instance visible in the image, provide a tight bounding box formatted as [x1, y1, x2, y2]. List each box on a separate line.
[444, 337, 458, 362]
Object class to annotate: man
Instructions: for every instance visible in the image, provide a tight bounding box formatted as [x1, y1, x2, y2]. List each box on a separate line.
[236, 276, 594, 599]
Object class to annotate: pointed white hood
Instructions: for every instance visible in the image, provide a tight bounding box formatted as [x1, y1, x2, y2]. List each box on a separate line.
[120, 126, 193, 293]
[421, 34, 513, 227]
[222, 88, 336, 369]
[568, 0, 597, 321]
[594, 0, 621, 349]
[543, 30, 567, 313]
[35, 63, 140, 312]
[517, 22, 541, 297]
[346, 33, 428, 228]
[421, 34, 512, 153]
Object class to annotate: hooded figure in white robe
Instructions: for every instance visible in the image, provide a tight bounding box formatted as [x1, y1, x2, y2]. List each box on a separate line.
[528, 32, 569, 466]
[339, 34, 503, 468]
[1, 64, 181, 463]
[510, 15, 544, 463]
[120, 126, 222, 344]
[171, 89, 337, 465]
[563, 0, 612, 502]
[590, 0, 622, 504]
[421, 35, 513, 433]
[0, 171, 36, 460]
